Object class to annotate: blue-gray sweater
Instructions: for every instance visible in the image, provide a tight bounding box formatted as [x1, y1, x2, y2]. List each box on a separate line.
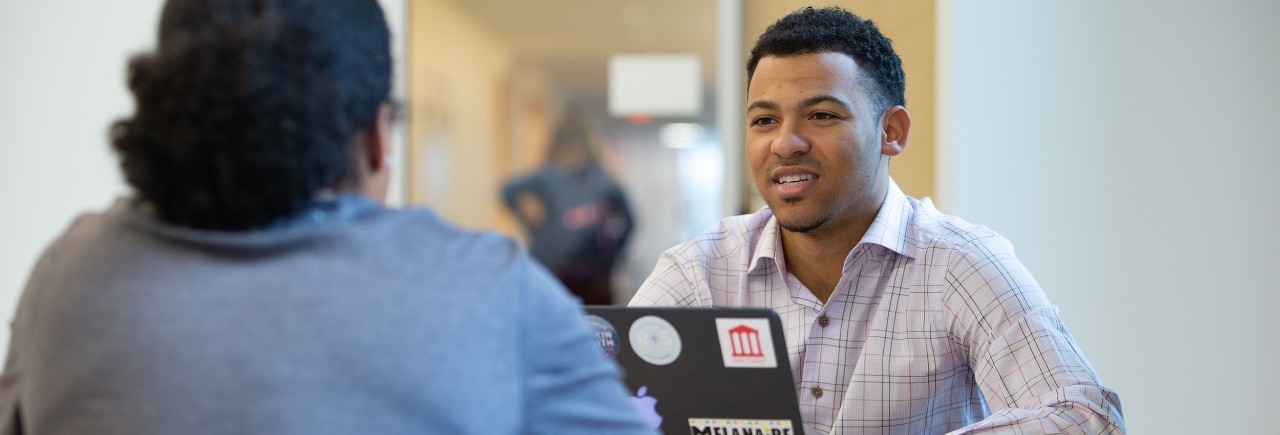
[0, 196, 651, 434]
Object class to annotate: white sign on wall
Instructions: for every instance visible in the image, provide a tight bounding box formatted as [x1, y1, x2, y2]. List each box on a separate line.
[608, 54, 702, 118]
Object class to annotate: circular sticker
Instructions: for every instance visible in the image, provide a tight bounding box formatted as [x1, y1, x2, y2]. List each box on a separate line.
[629, 315, 682, 365]
[585, 315, 620, 359]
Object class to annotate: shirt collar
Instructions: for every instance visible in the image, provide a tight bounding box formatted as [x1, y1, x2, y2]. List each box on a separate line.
[122, 193, 379, 232]
[860, 180, 915, 259]
[748, 210, 782, 274]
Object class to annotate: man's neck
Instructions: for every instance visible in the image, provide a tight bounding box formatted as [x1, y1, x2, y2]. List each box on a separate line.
[781, 220, 866, 304]
[780, 186, 888, 304]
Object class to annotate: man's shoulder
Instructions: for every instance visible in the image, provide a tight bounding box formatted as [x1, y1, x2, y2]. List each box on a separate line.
[367, 205, 529, 268]
[908, 198, 1017, 265]
[908, 200, 1053, 332]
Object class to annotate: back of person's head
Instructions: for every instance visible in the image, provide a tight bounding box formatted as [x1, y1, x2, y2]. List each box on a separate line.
[746, 6, 905, 115]
[111, 0, 391, 230]
[546, 112, 596, 165]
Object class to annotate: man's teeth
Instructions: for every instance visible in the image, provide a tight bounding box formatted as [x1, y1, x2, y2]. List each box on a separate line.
[778, 174, 814, 184]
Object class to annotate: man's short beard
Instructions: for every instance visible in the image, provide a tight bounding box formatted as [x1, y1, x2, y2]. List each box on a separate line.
[779, 218, 826, 233]
[776, 198, 827, 233]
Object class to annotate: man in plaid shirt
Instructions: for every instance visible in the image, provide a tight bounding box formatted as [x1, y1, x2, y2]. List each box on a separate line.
[630, 7, 1124, 434]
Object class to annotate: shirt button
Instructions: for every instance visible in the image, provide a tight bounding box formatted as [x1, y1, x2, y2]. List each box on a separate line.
[818, 316, 830, 327]
[811, 387, 823, 399]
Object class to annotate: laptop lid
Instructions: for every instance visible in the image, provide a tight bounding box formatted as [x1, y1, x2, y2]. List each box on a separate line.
[585, 306, 805, 435]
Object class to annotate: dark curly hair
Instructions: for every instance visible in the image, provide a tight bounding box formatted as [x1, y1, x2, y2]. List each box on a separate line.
[746, 6, 905, 114]
[111, 0, 391, 230]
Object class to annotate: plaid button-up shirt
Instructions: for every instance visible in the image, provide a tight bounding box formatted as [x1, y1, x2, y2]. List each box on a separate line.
[630, 181, 1124, 434]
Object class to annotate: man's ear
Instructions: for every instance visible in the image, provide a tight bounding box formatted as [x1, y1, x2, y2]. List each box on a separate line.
[364, 102, 392, 171]
[360, 102, 393, 203]
[880, 105, 910, 157]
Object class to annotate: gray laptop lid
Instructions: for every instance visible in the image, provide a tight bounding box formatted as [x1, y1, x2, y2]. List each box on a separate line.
[585, 306, 805, 435]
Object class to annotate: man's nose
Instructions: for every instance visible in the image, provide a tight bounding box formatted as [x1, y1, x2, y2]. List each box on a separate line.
[771, 121, 810, 158]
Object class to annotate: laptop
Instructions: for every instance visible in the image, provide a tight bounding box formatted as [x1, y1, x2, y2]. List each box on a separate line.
[585, 306, 805, 435]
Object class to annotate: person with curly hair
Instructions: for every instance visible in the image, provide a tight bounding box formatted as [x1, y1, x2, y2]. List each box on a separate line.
[631, 7, 1125, 434]
[0, 0, 650, 433]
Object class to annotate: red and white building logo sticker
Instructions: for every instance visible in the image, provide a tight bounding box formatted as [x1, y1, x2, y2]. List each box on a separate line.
[714, 318, 777, 368]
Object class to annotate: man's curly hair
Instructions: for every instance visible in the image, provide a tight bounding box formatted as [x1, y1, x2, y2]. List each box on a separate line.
[111, 0, 391, 230]
[746, 6, 905, 114]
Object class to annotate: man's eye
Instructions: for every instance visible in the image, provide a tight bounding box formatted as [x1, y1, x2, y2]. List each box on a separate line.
[752, 117, 778, 126]
[813, 112, 836, 120]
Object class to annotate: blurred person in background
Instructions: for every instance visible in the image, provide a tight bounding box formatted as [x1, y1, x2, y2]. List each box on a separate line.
[502, 113, 634, 305]
[0, 0, 651, 433]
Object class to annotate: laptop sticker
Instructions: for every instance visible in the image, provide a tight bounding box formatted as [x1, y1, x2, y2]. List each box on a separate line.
[714, 318, 778, 368]
[585, 315, 620, 359]
[688, 418, 795, 435]
[629, 315, 682, 365]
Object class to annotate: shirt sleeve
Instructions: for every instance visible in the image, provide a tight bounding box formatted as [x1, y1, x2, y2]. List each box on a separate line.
[0, 249, 40, 435]
[943, 238, 1126, 434]
[516, 254, 657, 434]
[500, 172, 541, 231]
[0, 306, 25, 435]
[628, 249, 700, 308]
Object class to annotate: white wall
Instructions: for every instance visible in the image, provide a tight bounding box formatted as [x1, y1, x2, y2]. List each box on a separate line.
[948, 1, 1280, 433]
[0, 0, 160, 352]
[0, 0, 407, 353]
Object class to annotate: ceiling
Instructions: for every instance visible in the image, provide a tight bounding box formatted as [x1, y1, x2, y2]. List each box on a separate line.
[443, 0, 719, 107]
